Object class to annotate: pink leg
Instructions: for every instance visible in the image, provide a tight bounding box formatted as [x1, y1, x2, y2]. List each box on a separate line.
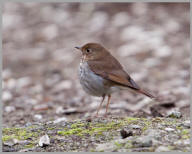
[96, 95, 106, 117]
[104, 95, 111, 117]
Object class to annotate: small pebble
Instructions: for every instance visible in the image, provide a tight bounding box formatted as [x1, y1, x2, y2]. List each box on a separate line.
[33, 104, 49, 111]
[165, 128, 175, 132]
[5, 106, 15, 113]
[2, 91, 12, 102]
[52, 80, 72, 93]
[132, 136, 153, 147]
[17, 77, 31, 88]
[39, 134, 50, 147]
[120, 128, 133, 139]
[155, 146, 170, 152]
[6, 78, 16, 90]
[56, 107, 78, 115]
[2, 69, 12, 79]
[56, 106, 64, 114]
[180, 120, 190, 128]
[53, 117, 67, 124]
[34, 114, 43, 120]
[167, 110, 182, 118]
[131, 125, 141, 129]
[3, 138, 18, 146]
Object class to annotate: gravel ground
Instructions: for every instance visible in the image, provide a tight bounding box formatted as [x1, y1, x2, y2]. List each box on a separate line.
[2, 2, 190, 152]
[2, 117, 190, 152]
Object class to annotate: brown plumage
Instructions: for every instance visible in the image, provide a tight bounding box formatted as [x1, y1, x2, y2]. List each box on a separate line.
[75, 43, 156, 117]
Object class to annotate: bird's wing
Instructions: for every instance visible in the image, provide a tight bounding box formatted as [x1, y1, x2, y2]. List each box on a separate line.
[87, 56, 140, 90]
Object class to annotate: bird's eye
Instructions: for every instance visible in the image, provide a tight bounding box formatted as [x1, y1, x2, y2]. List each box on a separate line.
[86, 49, 90, 53]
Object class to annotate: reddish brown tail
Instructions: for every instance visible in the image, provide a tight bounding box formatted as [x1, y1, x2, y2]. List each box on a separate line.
[138, 89, 156, 99]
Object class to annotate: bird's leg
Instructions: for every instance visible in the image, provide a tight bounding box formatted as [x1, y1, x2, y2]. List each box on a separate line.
[95, 95, 106, 117]
[104, 94, 111, 117]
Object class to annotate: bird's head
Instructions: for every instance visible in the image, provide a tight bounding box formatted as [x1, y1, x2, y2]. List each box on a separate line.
[75, 43, 109, 61]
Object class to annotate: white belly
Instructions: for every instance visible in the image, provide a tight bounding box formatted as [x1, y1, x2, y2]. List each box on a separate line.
[78, 62, 120, 96]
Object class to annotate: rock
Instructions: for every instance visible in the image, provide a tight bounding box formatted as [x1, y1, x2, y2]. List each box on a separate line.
[25, 122, 32, 127]
[39, 134, 50, 147]
[17, 77, 32, 88]
[34, 114, 43, 120]
[6, 78, 16, 90]
[144, 129, 162, 140]
[33, 104, 49, 111]
[130, 71, 147, 81]
[56, 106, 65, 114]
[183, 139, 190, 145]
[45, 75, 61, 88]
[53, 117, 67, 124]
[2, 91, 12, 102]
[2, 69, 12, 80]
[56, 107, 78, 115]
[150, 105, 164, 117]
[144, 58, 161, 68]
[26, 99, 38, 105]
[173, 87, 189, 95]
[132, 136, 153, 147]
[30, 85, 43, 94]
[183, 120, 190, 128]
[96, 142, 116, 152]
[167, 110, 182, 118]
[120, 128, 133, 139]
[153, 46, 172, 58]
[96, 139, 126, 152]
[174, 139, 190, 146]
[3, 138, 18, 146]
[165, 128, 175, 132]
[52, 80, 72, 93]
[4, 106, 15, 113]
[130, 125, 141, 129]
[179, 120, 190, 128]
[155, 146, 170, 152]
[128, 97, 152, 112]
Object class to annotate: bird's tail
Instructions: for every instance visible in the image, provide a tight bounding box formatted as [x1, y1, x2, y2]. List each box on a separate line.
[137, 88, 157, 100]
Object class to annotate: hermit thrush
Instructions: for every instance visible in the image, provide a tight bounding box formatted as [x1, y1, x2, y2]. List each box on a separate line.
[75, 43, 156, 117]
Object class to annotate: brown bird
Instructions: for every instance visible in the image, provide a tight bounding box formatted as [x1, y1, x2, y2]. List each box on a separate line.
[75, 43, 156, 117]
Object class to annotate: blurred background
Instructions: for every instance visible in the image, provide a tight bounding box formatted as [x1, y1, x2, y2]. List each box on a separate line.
[2, 2, 190, 127]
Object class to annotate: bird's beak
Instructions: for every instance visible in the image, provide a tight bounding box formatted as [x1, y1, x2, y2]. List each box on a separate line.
[75, 46, 81, 50]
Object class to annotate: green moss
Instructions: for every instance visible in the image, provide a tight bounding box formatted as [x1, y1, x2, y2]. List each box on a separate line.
[142, 120, 152, 132]
[124, 141, 132, 149]
[90, 149, 96, 152]
[167, 145, 174, 150]
[58, 128, 84, 136]
[24, 143, 36, 149]
[47, 127, 55, 130]
[181, 129, 190, 139]
[71, 122, 85, 129]
[181, 129, 189, 135]
[176, 126, 183, 131]
[2, 127, 39, 142]
[2, 134, 16, 142]
[57, 120, 123, 137]
[162, 118, 177, 126]
[114, 141, 123, 148]
[125, 117, 139, 124]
